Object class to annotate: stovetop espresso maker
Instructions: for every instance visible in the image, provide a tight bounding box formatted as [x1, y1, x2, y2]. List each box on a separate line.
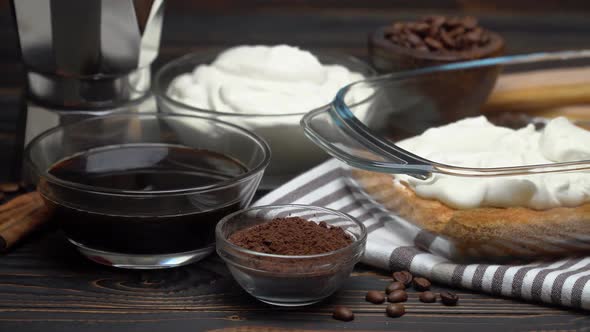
[11, 0, 165, 149]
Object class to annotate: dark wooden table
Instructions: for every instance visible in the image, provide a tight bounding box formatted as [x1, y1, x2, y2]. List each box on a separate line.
[1, 1, 590, 331]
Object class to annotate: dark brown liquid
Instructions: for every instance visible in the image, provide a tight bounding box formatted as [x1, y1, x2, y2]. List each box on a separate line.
[46, 144, 250, 254]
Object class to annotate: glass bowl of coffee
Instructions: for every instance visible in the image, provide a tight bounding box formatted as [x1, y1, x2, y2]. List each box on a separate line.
[216, 204, 367, 306]
[25, 113, 270, 269]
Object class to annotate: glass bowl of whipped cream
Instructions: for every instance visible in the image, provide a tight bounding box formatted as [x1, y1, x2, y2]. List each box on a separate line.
[302, 49, 590, 262]
[154, 45, 375, 189]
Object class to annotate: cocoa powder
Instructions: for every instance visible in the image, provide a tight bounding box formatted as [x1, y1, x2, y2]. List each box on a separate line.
[228, 217, 352, 255]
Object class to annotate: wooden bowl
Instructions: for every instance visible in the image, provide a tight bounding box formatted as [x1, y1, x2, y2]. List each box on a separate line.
[367, 26, 505, 129]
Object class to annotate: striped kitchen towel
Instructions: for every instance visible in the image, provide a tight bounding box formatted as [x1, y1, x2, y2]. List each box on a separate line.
[254, 159, 590, 310]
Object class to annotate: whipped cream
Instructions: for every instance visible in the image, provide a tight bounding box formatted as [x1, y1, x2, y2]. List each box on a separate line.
[167, 45, 365, 114]
[395, 116, 590, 210]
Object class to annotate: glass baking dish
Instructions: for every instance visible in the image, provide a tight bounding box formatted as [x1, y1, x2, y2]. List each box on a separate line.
[302, 50, 590, 262]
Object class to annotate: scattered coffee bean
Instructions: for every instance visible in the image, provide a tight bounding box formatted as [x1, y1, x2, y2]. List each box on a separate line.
[387, 289, 408, 303]
[366, 290, 385, 304]
[386, 303, 406, 318]
[385, 281, 405, 294]
[0, 182, 19, 193]
[332, 306, 354, 321]
[419, 291, 437, 303]
[413, 277, 431, 291]
[440, 291, 459, 306]
[392, 271, 413, 286]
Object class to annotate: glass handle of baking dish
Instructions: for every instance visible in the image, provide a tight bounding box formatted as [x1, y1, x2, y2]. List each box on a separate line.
[301, 105, 434, 179]
[304, 95, 590, 179]
[330, 89, 590, 178]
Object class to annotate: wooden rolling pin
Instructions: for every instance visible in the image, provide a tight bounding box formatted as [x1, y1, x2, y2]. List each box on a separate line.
[483, 66, 590, 119]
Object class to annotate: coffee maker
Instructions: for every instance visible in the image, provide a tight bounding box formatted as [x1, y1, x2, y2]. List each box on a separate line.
[11, 0, 165, 151]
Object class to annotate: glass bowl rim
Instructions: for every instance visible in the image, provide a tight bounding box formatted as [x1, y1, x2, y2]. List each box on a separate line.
[153, 48, 377, 117]
[25, 112, 272, 197]
[216, 204, 367, 260]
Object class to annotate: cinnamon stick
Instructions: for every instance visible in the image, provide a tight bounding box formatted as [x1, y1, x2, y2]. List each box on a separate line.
[0, 192, 51, 252]
[0, 190, 40, 215]
[0, 206, 51, 251]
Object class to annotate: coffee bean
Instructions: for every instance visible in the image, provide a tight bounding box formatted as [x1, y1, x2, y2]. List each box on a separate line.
[419, 291, 437, 303]
[424, 37, 443, 50]
[425, 15, 445, 24]
[462, 16, 478, 29]
[440, 29, 456, 48]
[385, 281, 405, 294]
[0, 192, 5, 201]
[446, 17, 462, 27]
[332, 306, 354, 321]
[465, 28, 483, 42]
[448, 26, 466, 38]
[386, 303, 406, 318]
[412, 22, 430, 34]
[0, 182, 19, 193]
[365, 290, 385, 304]
[412, 277, 431, 291]
[406, 32, 423, 46]
[392, 271, 413, 286]
[430, 16, 446, 31]
[387, 290, 408, 303]
[392, 22, 404, 34]
[385, 15, 490, 53]
[440, 291, 459, 306]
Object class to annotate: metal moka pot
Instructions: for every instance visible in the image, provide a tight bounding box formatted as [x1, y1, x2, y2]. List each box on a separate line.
[11, 0, 165, 147]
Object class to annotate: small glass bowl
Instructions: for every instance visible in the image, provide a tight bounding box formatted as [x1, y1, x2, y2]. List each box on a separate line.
[215, 204, 367, 306]
[25, 113, 270, 269]
[154, 50, 376, 189]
